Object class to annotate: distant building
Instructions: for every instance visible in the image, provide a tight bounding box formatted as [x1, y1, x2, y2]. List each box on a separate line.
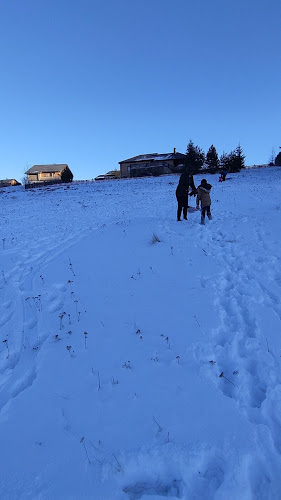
[25, 164, 73, 187]
[0, 179, 21, 187]
[95, 170, 120, 181]
[119, 149, 186, 178]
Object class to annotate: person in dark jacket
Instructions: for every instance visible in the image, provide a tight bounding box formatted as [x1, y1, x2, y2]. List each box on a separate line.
[196, 179, 212, 225]
[176, 170, 196, 221]
[221, 169, 227, 181]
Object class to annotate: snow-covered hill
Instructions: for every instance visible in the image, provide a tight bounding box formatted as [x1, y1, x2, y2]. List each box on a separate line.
[0, 168, 281, 499]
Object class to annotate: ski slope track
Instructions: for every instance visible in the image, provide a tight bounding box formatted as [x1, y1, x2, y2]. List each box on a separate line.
[0, 168, 280, 499]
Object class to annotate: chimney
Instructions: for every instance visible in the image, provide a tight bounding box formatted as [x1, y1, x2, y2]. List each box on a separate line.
[173, 147, 176, 154]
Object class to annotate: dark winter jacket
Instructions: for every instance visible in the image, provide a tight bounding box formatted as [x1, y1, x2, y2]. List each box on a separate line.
[176, 172, 196, 199]
[196, 182, 212, 208]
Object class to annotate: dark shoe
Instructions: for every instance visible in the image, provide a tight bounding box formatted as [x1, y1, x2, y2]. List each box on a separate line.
[200, 219, 205, 225]
[183, 216, 188, 220]
[208, 214, 212, 220]
[177, 218, 181, 221]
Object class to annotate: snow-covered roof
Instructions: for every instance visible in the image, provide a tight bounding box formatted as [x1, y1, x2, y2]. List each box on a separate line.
[25, 164, 69, 174]
[119, 152, 186, 164]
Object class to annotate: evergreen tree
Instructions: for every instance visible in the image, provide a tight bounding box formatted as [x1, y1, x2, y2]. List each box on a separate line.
[275, 152, 281, 166]
[61, 167, 73, 183]
[185, 140, 205, 174]
[232, 144, 245, 172]
[206, 145, 219, 173]
[269, 148, 276, 166]
[220, 145, 245, 173]
[220, 151, 229, 170]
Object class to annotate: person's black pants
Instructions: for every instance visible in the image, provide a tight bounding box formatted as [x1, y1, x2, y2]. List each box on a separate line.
[176, 195, 188, 220]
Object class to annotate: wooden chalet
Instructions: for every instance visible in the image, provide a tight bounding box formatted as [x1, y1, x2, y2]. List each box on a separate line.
[0, 179, 21, 187]
[25, 164, 73, 188]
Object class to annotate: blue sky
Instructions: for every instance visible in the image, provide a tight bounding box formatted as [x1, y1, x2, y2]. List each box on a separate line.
[0, 0, 280, 181]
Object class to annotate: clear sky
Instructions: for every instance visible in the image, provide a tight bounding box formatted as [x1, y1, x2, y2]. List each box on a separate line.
[0, 0, 280, 181]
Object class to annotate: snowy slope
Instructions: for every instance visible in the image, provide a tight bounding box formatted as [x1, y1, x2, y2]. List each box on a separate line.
[0, 168, 281, 499]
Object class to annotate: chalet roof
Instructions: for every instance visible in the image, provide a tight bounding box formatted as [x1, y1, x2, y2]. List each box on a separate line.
[119, 152, 186, 164]
[0, 179, 18, 183]
[25, 164, 69, 174]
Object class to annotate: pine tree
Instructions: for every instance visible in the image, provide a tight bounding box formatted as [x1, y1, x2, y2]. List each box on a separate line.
[232, 144, 245, 171]
[269, 148, 276, 166]
[220, 151, 229, 170]
[275, 152, 281, 166]
[61, 167, 73, 182]
[206, 145, 219, 173]
[185, 140, 205, 174]
[220, 145, 245, 173]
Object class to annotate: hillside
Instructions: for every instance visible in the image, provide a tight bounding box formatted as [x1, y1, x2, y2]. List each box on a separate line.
[0, 168, 281, 499]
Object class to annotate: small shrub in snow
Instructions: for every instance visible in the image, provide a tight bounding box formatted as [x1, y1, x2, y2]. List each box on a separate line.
[32, 295, 42, 311]
[122, 361, 131, 369]
[219, 371, 235, 386]
[80, 437, 91, 464]
[92, 370, 101, 390]
[25, 297, 31, 307]
[151, 233, 161, 244]
[59, 312, 66, 329]
[68, 258, 75, 276]
[66, 345, 72, 357]
[153, 416, 162, 432]
[84, 331, 88, 349]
